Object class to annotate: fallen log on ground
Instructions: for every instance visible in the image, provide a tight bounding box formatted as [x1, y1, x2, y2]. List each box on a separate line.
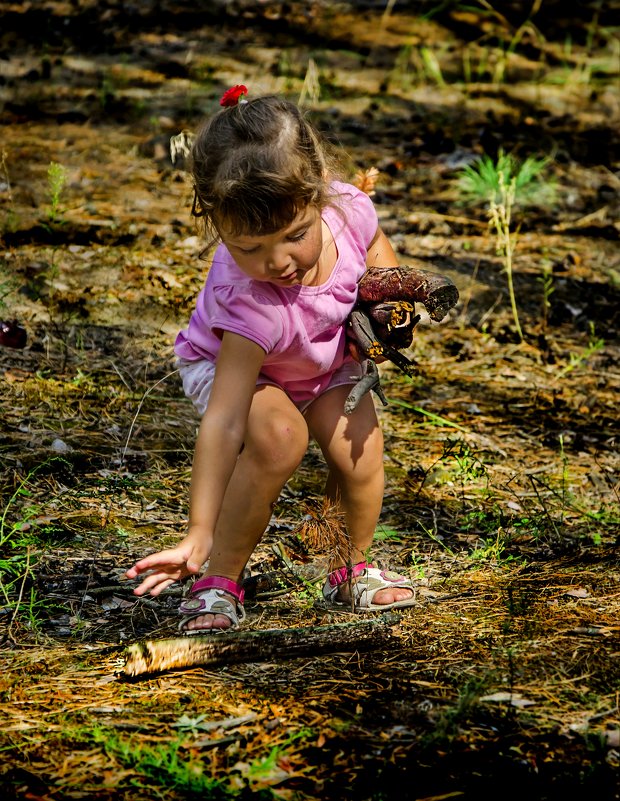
[122, 613, 401, 678]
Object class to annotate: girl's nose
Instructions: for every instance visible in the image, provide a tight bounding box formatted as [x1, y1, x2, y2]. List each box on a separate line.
[267, 248, 292, 273]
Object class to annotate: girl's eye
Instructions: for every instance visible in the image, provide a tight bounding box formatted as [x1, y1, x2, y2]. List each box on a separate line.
[289, 230, 308, 242]
[238, 245, 259, 254]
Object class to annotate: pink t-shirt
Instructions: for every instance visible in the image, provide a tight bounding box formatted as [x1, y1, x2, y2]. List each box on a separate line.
[174, 182, 378, 405]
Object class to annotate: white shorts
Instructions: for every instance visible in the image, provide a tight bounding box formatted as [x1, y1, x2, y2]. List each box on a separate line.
[176, 357, 363, 416]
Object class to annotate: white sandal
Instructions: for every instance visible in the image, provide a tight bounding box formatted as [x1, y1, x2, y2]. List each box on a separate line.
[178, 575, 246, 634]
[322, 561, 416, 611]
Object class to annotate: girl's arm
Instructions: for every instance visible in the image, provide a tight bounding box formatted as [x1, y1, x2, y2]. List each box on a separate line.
[346, 226, 400, 364]
[365, 226, 400, 268]
[187, 331, 264, 534]
[126, 332, 265, 595]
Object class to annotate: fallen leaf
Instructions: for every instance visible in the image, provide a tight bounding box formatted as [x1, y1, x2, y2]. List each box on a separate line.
[480, 692, 536, 708]
[565, 587, 590, 598]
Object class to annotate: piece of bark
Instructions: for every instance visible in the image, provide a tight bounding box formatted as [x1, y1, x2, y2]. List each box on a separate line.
[358, 266, 459, 322]
[122, 613, 401, 678]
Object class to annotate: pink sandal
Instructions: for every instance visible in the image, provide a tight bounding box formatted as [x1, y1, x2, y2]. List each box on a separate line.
[323, 561, 416, 611]
[178, 576, 246, 634]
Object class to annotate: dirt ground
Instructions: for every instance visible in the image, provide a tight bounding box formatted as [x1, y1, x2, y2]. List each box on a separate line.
[1, 2, 619, 799]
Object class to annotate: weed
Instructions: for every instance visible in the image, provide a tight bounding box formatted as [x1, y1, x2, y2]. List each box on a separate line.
[390, 44, 447, 89]
[556, 323, 605, 378]
[0, 149, 12, 200]
[417, 520, 455, 556]
[90, 728, 229, 795]
[391, 398, 469, 433]
[420, 46, 446, 86]
[435, 438, 489, 509]
[99, 68, 125, 111]
[0, 458, 67, 629]
[46, 161, 67, 223]
[590, 531, 603, 546]
[374, 525, 405, 544]
[538, 263, 555, 333]
[451, 439, 488, 484]
[469, 529, 520, 566]
[275, 51, 298, 93]
[84, 724, 313, 797]
[0, 148, 18, 234]
[390, 44, 415, 90]
[0, 260, 18, 314]
[422, 675, 492, 749]
[237, 728, 314, 793]
[457, 149, 553, 341]
[408, 552, 426, 579]
[461, 506, 502, 537]
[298, 57, 321, 107]
[511, 514, 554, 541]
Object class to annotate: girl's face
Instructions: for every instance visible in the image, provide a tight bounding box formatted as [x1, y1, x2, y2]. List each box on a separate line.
[219, 206, 324, 286]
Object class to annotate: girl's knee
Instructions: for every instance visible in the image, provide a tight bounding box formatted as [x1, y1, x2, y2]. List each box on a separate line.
[247, 412, 308, 474]
[329, 425, 384, 481]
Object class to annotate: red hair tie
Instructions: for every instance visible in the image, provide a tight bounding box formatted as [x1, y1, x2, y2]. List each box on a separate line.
[220, 85, 248, 107]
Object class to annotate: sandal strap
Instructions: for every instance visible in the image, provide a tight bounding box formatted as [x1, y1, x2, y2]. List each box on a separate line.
[190, 575, 245, 604]
[326, 561, 372, 588]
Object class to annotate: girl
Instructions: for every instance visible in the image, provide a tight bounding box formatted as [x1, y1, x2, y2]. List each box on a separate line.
[126, 88, 415, 633]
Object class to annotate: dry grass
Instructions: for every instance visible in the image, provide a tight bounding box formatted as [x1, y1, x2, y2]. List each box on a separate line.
[1, 1, 619, 797]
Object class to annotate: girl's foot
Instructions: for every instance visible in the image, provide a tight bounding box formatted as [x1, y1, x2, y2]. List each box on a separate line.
[323, 562, 415, 611]
[178, 576, 246, 634]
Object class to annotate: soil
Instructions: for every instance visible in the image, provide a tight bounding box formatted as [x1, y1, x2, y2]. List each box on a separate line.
[0, 2, 619, 800]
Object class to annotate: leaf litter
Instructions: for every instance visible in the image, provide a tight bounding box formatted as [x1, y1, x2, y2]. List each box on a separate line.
[0, 1, 619, 799]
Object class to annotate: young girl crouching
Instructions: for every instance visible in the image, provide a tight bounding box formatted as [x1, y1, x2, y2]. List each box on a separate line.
[126, 90, 415, 633]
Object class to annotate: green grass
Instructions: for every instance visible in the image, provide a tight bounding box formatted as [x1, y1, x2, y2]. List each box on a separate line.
[90, 728, 230, 796]
[0, 458, 69, 629]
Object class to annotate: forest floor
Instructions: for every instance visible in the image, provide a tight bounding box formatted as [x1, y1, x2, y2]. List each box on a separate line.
[0, 2, 619, 799]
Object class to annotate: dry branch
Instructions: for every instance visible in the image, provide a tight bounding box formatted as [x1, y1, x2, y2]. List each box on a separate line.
[122, 613, 401, 678]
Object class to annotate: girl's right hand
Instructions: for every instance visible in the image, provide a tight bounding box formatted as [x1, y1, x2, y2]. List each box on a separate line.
[125, 530, 212, 597]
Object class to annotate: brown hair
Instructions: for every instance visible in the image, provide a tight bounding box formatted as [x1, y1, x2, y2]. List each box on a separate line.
[190, 95, 341, 243]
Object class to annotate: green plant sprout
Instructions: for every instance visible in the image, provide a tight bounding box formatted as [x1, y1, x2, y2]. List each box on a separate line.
[47, 161, 67, 222]
[556, 322, 605, 378]
[457, 149, 552, 341]
[469, 529, 520, 566]
[374, 525, 405, 544]
[298, 57, 320, 106]
[420, 46, 446, 86]
[0, 148, 12, 197]
[538, 264, 555, 332]
[390, 398, 469, 433]
[0, 261, 17, 314]
[90, 729, 228, 795]
[0, 458, 67, 628]
[1, 149, 18, 234]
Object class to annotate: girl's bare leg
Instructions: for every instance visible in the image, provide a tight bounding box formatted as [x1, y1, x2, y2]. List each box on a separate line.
[185, 385, 308, 631]
[304, 385, 413, 606]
